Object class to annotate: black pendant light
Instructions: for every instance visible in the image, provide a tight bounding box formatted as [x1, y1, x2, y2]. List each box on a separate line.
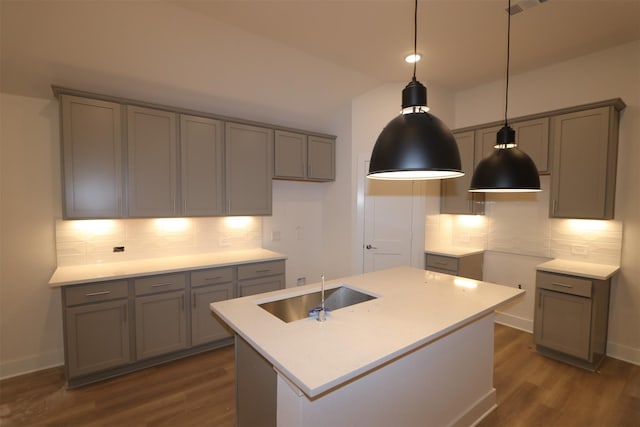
[368, 0, 463, 180]
[469, 0, 541, 193]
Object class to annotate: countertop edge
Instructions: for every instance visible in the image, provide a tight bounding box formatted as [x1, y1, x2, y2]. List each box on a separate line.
[536, 260, 620, 280]
[424, 248, 485, 257]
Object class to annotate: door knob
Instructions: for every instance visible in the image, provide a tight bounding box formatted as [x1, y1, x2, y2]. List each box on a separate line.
[366, 244, 378, 250]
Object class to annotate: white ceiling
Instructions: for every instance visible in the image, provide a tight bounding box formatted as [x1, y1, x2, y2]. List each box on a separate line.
[1, 0, 639, 129]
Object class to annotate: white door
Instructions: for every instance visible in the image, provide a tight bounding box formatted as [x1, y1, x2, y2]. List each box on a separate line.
[363, 162, 416, 273]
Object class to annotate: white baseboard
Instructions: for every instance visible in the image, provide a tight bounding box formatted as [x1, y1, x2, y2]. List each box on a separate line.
[607, 341, 640, 366]
[0, 350, 64, 380]
[494, 311, 533, 333]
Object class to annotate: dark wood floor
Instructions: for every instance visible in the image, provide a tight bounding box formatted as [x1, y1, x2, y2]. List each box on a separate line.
[1, 325, 639, 426]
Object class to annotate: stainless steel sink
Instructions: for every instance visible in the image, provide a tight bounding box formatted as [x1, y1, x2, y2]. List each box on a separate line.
[259, 286, 377, 323]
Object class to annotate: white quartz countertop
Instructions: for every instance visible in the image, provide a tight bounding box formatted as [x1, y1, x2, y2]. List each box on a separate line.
[210, 266, 523, 398]
[49, 249, 287, 287]
[424, 246, 485, 257]
[536, 259, 620, 280]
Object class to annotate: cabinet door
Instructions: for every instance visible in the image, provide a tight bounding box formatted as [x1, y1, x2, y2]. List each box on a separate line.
[441, 131, 484, 214]
[475, 118, 549, 174]
[65, 299, 130, 378]
[61, 95, 123, 218]
[225, 122, 273, 215]
[180, 115, 225, 216]
[550, 106, 617, 219]
[274, 130, 306, 179]
[238, 276, 285, 297]
[191, 282, 234, 346]
[307, 136, 335, 181]
[127, 106, 177, 217]
[534, 288, 592, 360]
[135, 290, 187, 360]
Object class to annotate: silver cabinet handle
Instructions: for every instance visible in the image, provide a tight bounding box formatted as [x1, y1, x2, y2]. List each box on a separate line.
[205, 276, 223, 281]
[366, 244, 378, 250]
[551, 282, 573, 289]
[151, 283, 172, 288]
[256, 269, 271, 274]
[85, 290, 111, 297]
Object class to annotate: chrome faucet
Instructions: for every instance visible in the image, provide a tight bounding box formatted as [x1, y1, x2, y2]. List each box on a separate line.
[317, 274, 326, 322]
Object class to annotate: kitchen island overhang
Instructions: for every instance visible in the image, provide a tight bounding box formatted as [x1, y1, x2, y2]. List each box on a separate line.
[211, 266, 524, 426]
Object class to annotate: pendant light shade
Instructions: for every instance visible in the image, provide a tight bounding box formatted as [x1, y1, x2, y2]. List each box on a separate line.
[368, 0, 463, 181]
[469, 0, 541, 193]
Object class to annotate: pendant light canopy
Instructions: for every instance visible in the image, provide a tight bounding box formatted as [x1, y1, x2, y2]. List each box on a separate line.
[469, 0, 541, 193]
[368, 0, 463, 180]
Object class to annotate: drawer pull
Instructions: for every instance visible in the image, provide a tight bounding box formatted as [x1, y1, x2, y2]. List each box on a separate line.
[256, 269, 271, 274]
[434, 261, 448, 266]
[151, 283, 172, 288]
[551, 282, 573, 289]
[85, 291, 112, 297]
[205, 276, 222, 281]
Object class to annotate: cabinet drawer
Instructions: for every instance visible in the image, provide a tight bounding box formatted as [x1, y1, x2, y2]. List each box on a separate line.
[191, 267, 234, 287]
[134, 273, 186, 296]
[536, 271, 592, 298]
[237, 260, 285, 280]
[64, 280, 128, 306]
[425, 254, 458, 273]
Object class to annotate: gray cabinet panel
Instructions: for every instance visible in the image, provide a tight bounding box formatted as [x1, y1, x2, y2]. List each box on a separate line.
[191, 282, 234, 346]
[61, 95, 123, 218]
[65, 299, 130, 378]
[127, 106, 177, 217]
[180, 115, 225, 216]
[225, 122, 273, 215]
[307, 136, 335, 181]
[135, 290, 187, 360]
[274, 130, 306, 179]
[550, 106, 619, 219]
[238, 276, 285, 297]
[441, 131, 484, 214]
[424, 252, 483, 281]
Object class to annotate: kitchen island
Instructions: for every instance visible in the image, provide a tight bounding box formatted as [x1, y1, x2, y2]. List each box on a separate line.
[210, 266, 523, 427]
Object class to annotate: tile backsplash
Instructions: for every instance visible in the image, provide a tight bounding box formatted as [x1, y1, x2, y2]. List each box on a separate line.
[55, 217, 262, 266]
[426, 176, 623, 266]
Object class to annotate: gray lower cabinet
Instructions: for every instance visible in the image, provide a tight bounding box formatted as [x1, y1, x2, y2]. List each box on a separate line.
[225, 122, 273, 215]
[127, 106, 178, 217]
[440, 131, 485, 215]
[424, 252, 484, 280]
[191, 266, 235, 346]
[134, 273, 187, 360]
[60, 95, 123, 219]
[62, 280, 131, 379]
[550, 105, 621, 219]
[237, 260, 286, 297]
[180, 115, 225, 216]
[534, 271, 611, 370]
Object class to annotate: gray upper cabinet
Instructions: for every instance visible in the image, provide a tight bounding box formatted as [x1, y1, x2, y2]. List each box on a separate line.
[180, 115, 225, 216]
[274, 130, 306, 179]
[225, 122, 273, 216]
[274, 131, 335, 182]
[307, 136, 335, 181]
[127, 106, 178, 217]
[475, 117, 549, 174]
[550, 105, 620, 219]
[61, 95, 123, 219]
[441, 131, 485, 215]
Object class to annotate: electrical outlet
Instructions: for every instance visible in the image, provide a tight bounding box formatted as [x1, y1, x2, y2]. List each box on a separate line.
[113, 246, 125, 253]
[296, 277, 306, 286]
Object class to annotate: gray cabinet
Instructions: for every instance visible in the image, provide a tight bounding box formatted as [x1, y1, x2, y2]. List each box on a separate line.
[440, 131, 485, 214]
[225, 122, 273, 215]
[534, 271, 611, 370]
[134, 273, 187, 360]
[62, 280, 131, 379]
[191, 267, 235, 346]
[274, 131, 336, 182]
[127, 106, 178, 217]
[550, 106, 621, 219]
[60, 95, 123, 218]
[424, 251, 484, 281]
[237, 260, 286, 297]
[180, 115, 225, 216]
[475, 117, 549, 174]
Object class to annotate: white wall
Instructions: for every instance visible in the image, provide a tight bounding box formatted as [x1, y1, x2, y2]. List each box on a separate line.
[453, 40, 640, 364]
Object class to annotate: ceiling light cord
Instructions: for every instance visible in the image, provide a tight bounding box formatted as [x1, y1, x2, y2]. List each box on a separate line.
[504, 0, 511, 127]
[413, 0, 418, 80]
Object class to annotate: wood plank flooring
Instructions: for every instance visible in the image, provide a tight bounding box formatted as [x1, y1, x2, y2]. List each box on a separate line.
[1, 324, 638, 426]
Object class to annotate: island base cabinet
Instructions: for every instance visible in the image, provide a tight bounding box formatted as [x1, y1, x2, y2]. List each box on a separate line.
[236, 336, 277, 427]
[65, 300, 131, 379]
[135, 291, 188, 360]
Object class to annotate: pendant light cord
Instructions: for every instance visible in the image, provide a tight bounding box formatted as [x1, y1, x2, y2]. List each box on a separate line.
[413, 0, 418, 80]
[504, 0, 511, 127]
